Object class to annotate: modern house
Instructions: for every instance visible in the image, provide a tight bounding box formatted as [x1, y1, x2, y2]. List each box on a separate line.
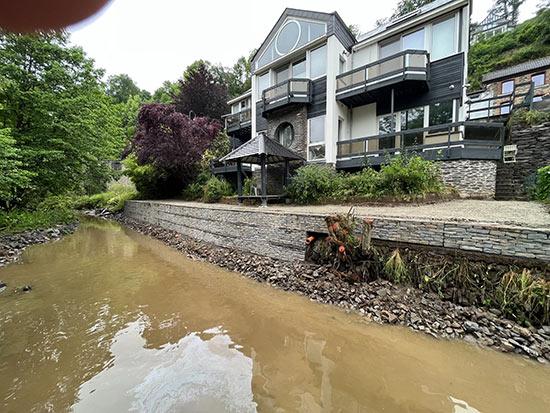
[222, 0, 508, 198]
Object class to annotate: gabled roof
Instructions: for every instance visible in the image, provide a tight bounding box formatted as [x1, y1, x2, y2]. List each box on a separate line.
[251, 8, 356, 73]
[219, 133, 305, 164]
[482, 56, 550, 83]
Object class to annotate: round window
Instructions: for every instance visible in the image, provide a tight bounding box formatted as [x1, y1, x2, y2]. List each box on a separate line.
[276, 123, 294, 148]
[276, 20, 301, 56]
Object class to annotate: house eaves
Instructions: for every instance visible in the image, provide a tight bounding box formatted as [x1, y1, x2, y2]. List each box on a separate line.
[482, 56, 550, 83]
[354, 0, 468, 51]
[227, 90, 252, 106]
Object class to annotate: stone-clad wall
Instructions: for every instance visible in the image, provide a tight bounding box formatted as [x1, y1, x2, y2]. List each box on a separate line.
[125, 201, 550, 263]
[496, 122, 550, 200]
[439, 160, 497, 198]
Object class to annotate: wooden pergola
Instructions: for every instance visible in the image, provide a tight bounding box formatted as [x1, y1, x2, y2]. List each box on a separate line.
[219, 133, 304, 206]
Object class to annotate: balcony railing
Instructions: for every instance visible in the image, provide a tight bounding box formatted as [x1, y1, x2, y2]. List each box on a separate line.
[223, 108, 252, 132]
[261, 78, 311, 114]
[336, 121, 505, 167]
[336, 50, 429, 103]
[467, 81, 538, 120]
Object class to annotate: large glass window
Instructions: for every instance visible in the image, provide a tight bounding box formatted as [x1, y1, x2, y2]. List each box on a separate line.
[292, 59, 306, 78]
[429, 101, 453, 126]
[401, 107, 425, 147]
[309, 45, 327, 79]
[532, 73, 545, 87]
[275, 66, 289, 84]
[431, 16, 456, 61]
[308, 115, 325, 160]
[256, 18, 326, 70]
[501, 80, 514, 95]
[403, 28, 425, 50]
[257, 72, 270, 100]
[378, 114, 397, 149]
[380, 39, 400, 59]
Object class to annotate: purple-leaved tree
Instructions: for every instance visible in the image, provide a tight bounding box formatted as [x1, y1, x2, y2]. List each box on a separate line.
[128, 103, 221, 196]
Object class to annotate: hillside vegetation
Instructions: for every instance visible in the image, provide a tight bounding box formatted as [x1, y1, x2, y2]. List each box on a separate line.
[469, 8, 550, 90]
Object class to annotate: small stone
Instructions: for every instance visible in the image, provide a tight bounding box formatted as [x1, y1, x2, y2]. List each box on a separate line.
[463, 321, 480, 332]
[464, 334, 477, 345]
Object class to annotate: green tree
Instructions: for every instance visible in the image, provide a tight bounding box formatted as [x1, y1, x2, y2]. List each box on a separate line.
[0, 128, 33, 208]
[0, 30, 126, 205]
[106, 73, 149, 103]
[152, 80, 178, 103]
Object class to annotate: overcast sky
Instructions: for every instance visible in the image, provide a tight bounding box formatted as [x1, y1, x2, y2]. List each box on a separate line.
[68, 0, 541, 92]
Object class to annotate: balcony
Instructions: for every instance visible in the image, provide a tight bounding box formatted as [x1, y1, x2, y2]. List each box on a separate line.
[224, 108, 252, 134]
[336, 50, 430, 107]
[261, 78, 311, 115]
[336, 121, 505, 169]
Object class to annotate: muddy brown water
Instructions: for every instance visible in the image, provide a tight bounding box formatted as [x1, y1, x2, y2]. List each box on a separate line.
[0, 219, 549, 413]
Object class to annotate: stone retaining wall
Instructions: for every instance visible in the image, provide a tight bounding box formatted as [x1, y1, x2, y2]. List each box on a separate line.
[125, 201, 550, 263]
[496, 122, 550, 200]
[439, 160, 497, 198]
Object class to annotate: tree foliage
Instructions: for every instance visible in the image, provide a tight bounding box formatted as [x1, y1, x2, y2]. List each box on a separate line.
[126, 103, 221, 197]
[0, 128, 33, 208]
[0, 30, 126, 206]
[391, 0, 434, 18]
[152, 80, 178, 104]
[106, 73, 150, 103]
[174, 61, 229, 120]
[469, 8, 550, 90]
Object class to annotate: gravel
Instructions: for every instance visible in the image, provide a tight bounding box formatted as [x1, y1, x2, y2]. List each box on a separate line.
[0, 223, 79, 268]
[116, 215, 550, 364]
[155, 199, 550, 228]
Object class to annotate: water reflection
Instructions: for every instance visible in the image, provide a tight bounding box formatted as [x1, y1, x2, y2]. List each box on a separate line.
[74, 319, 256, 412]
[0, 218, 549, 413]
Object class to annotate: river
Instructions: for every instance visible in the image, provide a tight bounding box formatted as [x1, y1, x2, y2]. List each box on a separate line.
[0, 219, 549, 412]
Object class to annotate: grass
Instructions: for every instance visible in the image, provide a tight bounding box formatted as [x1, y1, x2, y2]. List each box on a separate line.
[0, 183, 137, 235]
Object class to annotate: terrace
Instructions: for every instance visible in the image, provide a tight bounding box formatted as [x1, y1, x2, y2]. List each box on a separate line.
[261, 78, 312, 115]
[336, 121, 505, 169]
[336, 50, 430, 107]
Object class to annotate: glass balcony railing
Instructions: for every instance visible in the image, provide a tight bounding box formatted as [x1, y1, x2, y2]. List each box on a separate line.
[336, 50, 429, 98]
[261, 78, 311, 113]
[224, 108, 252, 132]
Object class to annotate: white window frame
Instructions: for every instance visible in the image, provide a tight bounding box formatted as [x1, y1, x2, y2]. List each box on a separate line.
[307, 115, 326, 161]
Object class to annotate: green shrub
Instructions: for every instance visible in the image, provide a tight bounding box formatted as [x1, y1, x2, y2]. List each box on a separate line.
[286, 164, 340, 204]
[202, 176, 233, 203]
[377, 155, 442, 196]
[123, 155, 164, 199]
[535, 165, 550, 201]
[182, 182, 204, 201]
[509, 109, 550, 127]
[0, 195, 77, 234]
[243, 177, 255, 196]
[334, 168, 379, 199]
[287, 156, 445, 204]
[74, 183, 137, 212]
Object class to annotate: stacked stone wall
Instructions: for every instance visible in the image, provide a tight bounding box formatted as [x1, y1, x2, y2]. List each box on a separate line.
[496, 122, 550, 199]
[125, 201, 550, 263]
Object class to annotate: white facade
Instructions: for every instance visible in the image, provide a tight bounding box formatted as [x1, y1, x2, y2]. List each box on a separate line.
[231, 0, 473, 167]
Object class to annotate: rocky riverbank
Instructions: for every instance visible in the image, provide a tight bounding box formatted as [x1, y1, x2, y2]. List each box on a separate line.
[0, 223, 79, 269]
[116, 216, 550, 363]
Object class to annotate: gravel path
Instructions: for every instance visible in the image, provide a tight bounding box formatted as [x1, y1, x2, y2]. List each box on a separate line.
[157, 199, 550, 228]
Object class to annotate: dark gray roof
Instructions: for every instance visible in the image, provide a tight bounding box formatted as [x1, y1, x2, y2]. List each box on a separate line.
[482, 56, 550, 83]
[219, 133, 305, 164]
[358, 0, 458, 43]
[251, 8, 356, 74]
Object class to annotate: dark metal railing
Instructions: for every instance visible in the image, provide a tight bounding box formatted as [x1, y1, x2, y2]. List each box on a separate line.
[466, 81, 539, 120]
[223, 108, 252, 130]
[336, 121, 505, 159]
[262, 78, 311, 108]
[336, 49, 430, 94]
